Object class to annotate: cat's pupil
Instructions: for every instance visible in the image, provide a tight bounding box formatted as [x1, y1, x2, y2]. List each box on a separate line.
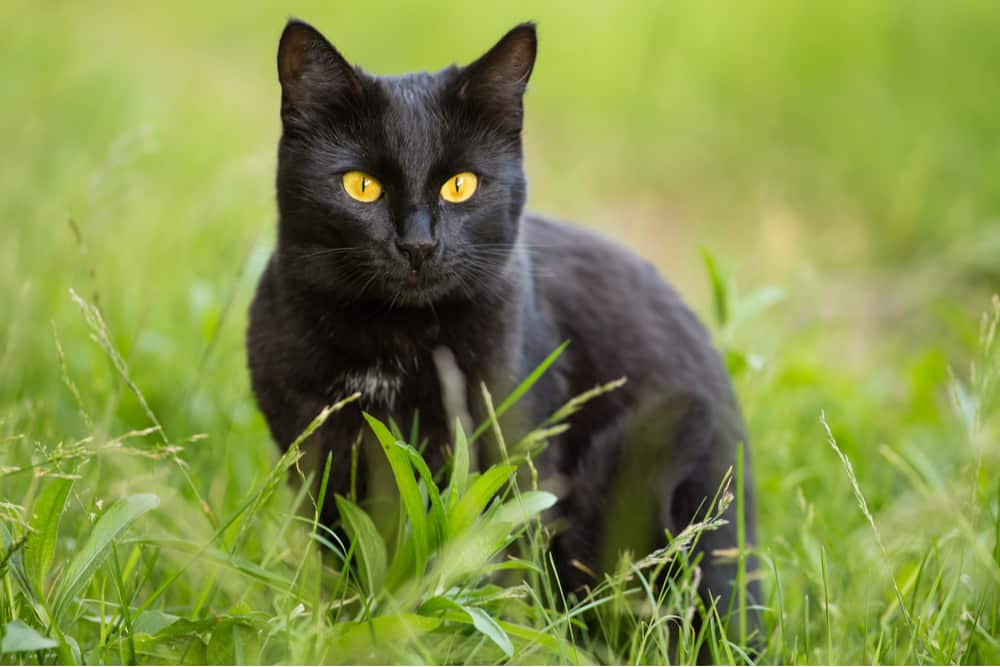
[454, 177, 463, 192]
[361, 178, 368, 193]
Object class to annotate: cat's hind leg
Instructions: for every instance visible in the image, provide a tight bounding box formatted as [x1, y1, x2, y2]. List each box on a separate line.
[555, 391, 761, 649]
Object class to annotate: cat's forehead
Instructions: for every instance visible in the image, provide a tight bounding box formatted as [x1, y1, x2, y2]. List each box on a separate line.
[378, 71, 448, 104]
[370, 70, 458, 165]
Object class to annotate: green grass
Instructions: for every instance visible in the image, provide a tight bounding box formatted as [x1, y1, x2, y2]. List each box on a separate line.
[3, 0, 1000, 663]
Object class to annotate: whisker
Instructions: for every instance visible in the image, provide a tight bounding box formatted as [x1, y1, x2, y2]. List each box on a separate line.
[287, 246, 367, 261]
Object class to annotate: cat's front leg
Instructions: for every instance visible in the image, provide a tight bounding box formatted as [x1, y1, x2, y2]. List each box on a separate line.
[251, 373, 368, 520]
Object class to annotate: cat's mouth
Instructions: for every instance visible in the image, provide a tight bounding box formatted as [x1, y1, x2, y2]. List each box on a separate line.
[382, 262, 457, 306]
[403, 269, 426, 286]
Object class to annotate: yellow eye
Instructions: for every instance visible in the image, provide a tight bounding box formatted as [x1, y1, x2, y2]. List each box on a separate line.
[342, 171, 382, 203]
[440, 172, 478, 203]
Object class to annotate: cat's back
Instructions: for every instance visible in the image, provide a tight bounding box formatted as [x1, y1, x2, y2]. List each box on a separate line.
[521, 214, 732, 402]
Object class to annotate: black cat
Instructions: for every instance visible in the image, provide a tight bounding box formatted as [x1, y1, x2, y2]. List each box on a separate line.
[247, 18, 759, 635]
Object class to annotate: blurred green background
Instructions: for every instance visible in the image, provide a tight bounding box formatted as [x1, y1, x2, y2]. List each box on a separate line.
[2, 1, 999, 662]
[5, 0, 998, 440]
[5, 0, 999, 356]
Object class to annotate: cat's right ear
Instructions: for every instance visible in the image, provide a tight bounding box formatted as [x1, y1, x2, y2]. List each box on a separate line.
[277, 19, 363, 125]
[455, 23, 537, 133]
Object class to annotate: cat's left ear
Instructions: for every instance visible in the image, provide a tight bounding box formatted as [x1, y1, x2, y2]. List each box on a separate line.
[456, 23, 537, 132]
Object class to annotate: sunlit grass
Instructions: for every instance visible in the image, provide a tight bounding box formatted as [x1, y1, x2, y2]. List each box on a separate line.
[3, 0, 1000, 663]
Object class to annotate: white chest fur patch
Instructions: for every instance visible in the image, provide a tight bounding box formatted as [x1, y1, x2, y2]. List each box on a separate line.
[337, 359, 408, 406]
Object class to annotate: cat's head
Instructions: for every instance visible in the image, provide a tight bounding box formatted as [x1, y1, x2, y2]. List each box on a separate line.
[273, 19, 536, 307]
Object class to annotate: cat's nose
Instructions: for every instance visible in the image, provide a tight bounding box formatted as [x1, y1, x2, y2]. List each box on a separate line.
[396, 238, 437, 270]
[397, 209, 437, 270]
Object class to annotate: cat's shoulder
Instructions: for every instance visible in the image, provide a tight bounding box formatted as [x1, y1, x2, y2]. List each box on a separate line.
[247, 256, 317, 366]
[520, 212, 706, 340]
[520, 214, 725, 396]
[521, 213, 664, 286]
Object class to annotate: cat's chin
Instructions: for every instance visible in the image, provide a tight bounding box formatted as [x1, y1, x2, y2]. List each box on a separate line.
[369, 262, 468, 308]
[382, 277, 461, 308]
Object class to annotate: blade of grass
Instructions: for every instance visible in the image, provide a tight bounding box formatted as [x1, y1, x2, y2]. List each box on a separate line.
[448, 465, 517, 537]
[994, 480, 1000, 569]
[700, 246, 729, 329]
[821, 412, 918, 634]
[397, 441, 446, 549]
[736, 441, 747, 648]
[108, 544, 135, 664]
[23, 477, 74, 598]
[470, 341, 569, 442]
[131, 400, 350, 619]
[334, 495, 387, 597]
[69, 289, 217, 529]
[50, 493, 160, 625]
[363, 413, 430, 578]
[821, 545, 832, 665]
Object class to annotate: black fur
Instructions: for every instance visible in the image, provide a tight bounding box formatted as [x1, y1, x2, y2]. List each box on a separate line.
[248, 19, 759, 634]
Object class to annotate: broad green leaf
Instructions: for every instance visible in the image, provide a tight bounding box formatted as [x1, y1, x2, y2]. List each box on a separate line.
[448, 418, 470, 507]
[383, 531, 416, 592]
[123, 615, 218, 640]
[465, 606, 514, 658]
[0, 523, 49, 626]
[207, 618, 261, 666]
[419, 597, 513, 658]
[335, 495, 387, 596]
[323, 613, 440, 663]
[363, 411, 400, 448]
[363, 413, 429, 577]
[1, 620, 59, 653]
[62, 634, 81, 664]
[433, 520, 513, 589]
[490, 491, 557, 527]
[24, 477, 74, 598]
[131, 610, 179, 637]
[448, 465, 517, 537]
[482, 559, 545, 575]
[497, 619, 593, 662]
[471, 341, 569, 442]
[417, 595, 456, 616]
[50, 493, 160, 624]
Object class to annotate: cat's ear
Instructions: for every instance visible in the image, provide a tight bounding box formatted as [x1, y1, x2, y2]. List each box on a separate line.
[456, 22, 537, 132]
[277, 19, 363, 125]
